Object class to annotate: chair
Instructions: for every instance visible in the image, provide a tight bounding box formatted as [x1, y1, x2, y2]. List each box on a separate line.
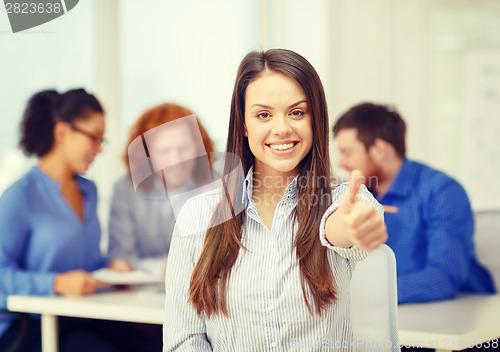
[0, 310, 31, 352]
[350, 244, 400, 352]
[474, 210, 500, 289]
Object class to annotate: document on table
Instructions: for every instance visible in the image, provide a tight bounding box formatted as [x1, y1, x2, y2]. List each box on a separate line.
[92, 268, 163, 285]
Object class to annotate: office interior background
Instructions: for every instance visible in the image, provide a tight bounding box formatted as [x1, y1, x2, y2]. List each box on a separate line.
[0, 0, 499, 243]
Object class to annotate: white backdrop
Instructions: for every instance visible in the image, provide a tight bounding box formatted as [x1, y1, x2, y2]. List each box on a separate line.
[1, 0, 499, 218]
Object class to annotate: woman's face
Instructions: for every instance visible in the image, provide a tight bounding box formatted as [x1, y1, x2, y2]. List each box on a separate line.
[244, 71, 313, 179]
[63, 111, 105, 174]
[148, 122, 198, 189]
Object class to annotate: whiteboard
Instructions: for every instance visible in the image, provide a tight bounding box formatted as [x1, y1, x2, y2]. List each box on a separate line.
[461, 49, 500, 211]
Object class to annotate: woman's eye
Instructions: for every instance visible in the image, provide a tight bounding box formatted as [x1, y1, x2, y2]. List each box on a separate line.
[290, 110, 304, 118]
[257, 112, 271, 119]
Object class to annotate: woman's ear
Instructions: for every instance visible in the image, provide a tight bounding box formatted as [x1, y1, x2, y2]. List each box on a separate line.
[53, 121, 68, 144]
[244, 124, 248, 137]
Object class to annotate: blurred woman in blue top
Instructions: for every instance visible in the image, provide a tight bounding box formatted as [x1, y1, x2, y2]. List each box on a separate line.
[0, 89, 158, 352]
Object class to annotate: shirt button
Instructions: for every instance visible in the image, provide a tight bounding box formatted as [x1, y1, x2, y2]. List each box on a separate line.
[279, 209, 286, 215]
[269, 240, 276, 246]
[267, 305, 274, 312]
[267, 268, 273, 274]
[271, 341, 278, 348]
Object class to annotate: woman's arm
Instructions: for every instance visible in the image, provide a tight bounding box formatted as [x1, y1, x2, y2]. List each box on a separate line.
[0, 184, 106, 299]
[163, 225, 212, 352]
[0, 186, 57, 299]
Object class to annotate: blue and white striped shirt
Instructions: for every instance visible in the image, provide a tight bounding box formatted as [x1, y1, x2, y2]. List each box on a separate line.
[163, 168, 383, 351]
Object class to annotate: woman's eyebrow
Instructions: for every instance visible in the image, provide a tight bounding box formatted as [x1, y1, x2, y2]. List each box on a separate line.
[288, 100, 308, 109]
[250, 103, 273, 109]
[249, 100, 308, 110]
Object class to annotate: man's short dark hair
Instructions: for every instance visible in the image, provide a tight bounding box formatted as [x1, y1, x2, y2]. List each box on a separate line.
[333, 102, 406, 158]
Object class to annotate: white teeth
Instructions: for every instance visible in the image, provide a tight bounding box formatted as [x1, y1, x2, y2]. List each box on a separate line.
[269, 142, 295, 151]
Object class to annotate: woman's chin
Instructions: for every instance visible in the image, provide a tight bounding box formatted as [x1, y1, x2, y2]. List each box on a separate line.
[74, 163, 91, 175]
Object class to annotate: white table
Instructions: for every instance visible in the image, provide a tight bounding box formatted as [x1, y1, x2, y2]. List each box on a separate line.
[7, 286, 165, 352]
[398, 294, 500, 352]
[8, 289, 500, 352]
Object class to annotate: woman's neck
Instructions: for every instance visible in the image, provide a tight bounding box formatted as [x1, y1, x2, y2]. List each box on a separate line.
[250, 167, 297, 229]
[38, 151, 74, 185]
[251, 167, 297, 201]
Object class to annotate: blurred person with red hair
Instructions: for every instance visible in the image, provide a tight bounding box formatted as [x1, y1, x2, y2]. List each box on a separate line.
[108, 103, 215, 279]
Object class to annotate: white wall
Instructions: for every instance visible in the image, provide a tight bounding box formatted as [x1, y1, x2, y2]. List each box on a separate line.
[0, 0, 98, 190]
[1, 0, 499, 214]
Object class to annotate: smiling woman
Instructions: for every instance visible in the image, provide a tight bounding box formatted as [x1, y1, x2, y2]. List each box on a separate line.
[163, 49, 387, 351]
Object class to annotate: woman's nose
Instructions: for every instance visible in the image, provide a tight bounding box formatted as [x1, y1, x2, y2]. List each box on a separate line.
[272, 116, 292, 136]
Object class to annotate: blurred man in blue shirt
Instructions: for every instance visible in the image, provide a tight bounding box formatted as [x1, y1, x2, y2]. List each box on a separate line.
[333, 102, 495, 304]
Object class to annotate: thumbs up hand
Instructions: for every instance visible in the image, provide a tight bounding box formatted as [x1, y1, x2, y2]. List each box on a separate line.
[342, 169, 364, 213]
[325, 170, 387, 251]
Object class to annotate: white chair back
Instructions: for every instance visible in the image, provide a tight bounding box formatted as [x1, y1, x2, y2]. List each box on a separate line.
[350, 244, 400, 352]
[474, 210, 500, 289]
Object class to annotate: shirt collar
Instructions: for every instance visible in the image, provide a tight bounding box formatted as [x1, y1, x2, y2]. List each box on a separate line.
[382, 157, 413, 199]
[32, 166, 90, 195]
[242, 166, 254, 205]
[32, 165, 60, 191]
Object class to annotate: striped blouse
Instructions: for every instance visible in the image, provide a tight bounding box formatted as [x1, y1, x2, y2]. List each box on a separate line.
[163, 168, 383, 352]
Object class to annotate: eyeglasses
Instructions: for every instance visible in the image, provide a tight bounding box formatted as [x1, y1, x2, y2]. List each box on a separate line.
[69, 124, 108, 149]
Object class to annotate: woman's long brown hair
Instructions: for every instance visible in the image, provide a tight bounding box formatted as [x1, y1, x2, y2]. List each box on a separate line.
[189, 49, 336, 317]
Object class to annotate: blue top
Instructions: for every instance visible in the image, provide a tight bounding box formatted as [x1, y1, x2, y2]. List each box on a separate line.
[163, 167, 383, 351]
[0, 166, 108, 338]
[374, 158, 496, 304]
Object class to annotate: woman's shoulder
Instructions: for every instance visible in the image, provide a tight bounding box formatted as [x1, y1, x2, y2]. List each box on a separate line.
[175, 185, 225, 238]
[114, 173, 133, 187]
[0, 167, 38, 208]
[111, 174, 134, 194]
[1, 167, 39, 196]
